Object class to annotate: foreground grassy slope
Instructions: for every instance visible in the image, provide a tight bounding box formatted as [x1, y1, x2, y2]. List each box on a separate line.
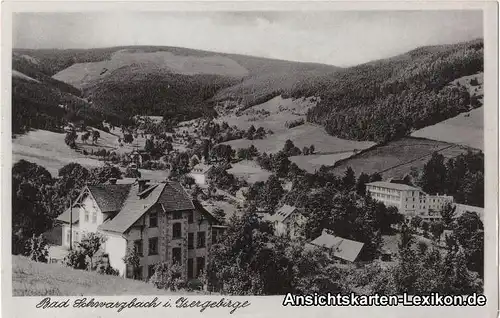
[13, 255, 178, 296]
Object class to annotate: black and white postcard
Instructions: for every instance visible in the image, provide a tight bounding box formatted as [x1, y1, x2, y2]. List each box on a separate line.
[1, 1, 498, 318]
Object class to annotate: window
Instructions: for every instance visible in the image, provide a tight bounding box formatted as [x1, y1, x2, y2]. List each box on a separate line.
[148, 265, 155, 278]
[148, 237, 158, 255]
[188, 258, 194, 279]
[188, 233, 194, 249]
[84, 210, 89, 222]
[173, 223, 182, 239]
[149, 212, 158, 228]
[196, 257, 205, 277]
[188, 211, 194, 224]
[66, 230, 71, 245]
[75, 231, 79, 242]
[197, 231, 206, 248]
[134, 240, 143, 256]
[173, 211, 183, 220]
[172, 248, 182, 264]
[92, 211, 97, 223]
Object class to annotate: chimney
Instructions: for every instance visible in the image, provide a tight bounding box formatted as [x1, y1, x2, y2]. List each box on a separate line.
[138, 179, 150, 193]
[108, 178, 117, 185]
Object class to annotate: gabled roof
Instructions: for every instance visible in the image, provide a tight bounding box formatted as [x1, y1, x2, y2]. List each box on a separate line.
[270, 205, 299, 223]
[98, 182, 195, 234]
[87, 184, 132, 213]
[56, 206, 80, 224]
[366, 181, 420, 192]
[307, 231, 364, 262]
[191, 163, 213, 174]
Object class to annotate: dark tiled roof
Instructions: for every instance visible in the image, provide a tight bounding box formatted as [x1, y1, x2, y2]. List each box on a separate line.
[56, 206, 80, 224]
[366, 181, 420, 192]
[267, 205, 297, 223]
[159, 182, 195, 211]
[98, 183, 165, 233]
[308, 231, 364, 262]
[88, 184, 132, 213]
[98, 181, 195, 234]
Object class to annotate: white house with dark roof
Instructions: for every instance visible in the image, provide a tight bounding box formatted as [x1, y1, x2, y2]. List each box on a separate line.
[305, 229, 365, 263]
[189, 163, 214, 186]
[262, 205, 306, 239]
[56, 178, 224, 281]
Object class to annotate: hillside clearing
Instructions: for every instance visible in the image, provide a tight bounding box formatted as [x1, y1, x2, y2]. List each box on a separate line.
[411, 106, 483, 150]
[12, 129, 169, 180]
[12, 255, 183, 296]
[332, 137, 471, 179]
[289, 152, 356, 173]
[227, 160, 272, 184]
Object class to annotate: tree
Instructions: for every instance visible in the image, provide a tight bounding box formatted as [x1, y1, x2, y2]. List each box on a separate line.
[165, 142, 174, 154]
[92, 130, 100, 145]
[77, 232, 107, 271]
[125, 167, 141, 178]
[24, 234, 49, 263]
[342, 167, 356, 190]
[309, 145, 315, 155]
[302, 146, 310, 156]
[430, 221, 445, 241]
[263, 175, 285, 213]
[440, 202, 456, 228]
[356, 172, 370, 196]
[90, 165, 122, 184]
[369, 172, 383, 182]
[418, 152, 447, 194]
[123, 246, 141, 279]
[212, 207, 226, 223]
[123, 133, 134, 144]
[65, 130, 78, 149]
[181, 175, 195, 189]
[144, 138, 154, 153]
[81, 131, 90, 144]
[410, 216, 423, 229]
[271, 152, 291, 178]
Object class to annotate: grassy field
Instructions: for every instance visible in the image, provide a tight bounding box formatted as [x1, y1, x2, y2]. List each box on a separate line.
[12, 255, 182, 296]
[332, 137, 470, 179]
[227, 160, 272, 184]
[411, 106, 483, 150]
[289, 151, 356, 173]
[411, 73, 483, 150]
[12, 129, 169, 180]
[218, 96, 375, 154]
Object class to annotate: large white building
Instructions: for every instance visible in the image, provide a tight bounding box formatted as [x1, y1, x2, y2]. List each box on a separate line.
[366, 181, 454, 221]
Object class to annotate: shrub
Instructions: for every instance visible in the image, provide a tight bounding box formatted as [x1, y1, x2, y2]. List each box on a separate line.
[24, 234, 48, 263]
[63, 248, 88, 270]
[149, 262, 185, 291]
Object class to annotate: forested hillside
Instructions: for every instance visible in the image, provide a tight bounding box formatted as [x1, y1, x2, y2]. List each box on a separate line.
[304, 39, 483, 142]
[13, 39, 483, 143]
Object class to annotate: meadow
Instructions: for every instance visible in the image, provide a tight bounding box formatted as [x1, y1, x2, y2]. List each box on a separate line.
[332, 137, 470, 179]
[12, 255, 183, 296]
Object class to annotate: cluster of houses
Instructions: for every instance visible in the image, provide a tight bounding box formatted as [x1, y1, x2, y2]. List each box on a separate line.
[51, 165, 483, 282]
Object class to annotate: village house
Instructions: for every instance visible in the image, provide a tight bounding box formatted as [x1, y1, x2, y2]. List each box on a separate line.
[366, 181, 454, 221]
[262, 205, 306, 239]
[305, 229, 366, 263]
[56, 178, 224, 281]
[129, 150, 151, 166]
[189, 163, 214, 186]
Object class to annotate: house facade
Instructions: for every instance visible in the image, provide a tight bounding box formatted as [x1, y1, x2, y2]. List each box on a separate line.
[189, 163, 214, 186]
[366, 181, 453, 221]
[263, 205, 306, 239]
[56, 179, 223, 281]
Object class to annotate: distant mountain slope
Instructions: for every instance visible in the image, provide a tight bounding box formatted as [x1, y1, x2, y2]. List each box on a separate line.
[12, 53, 118, 134]
[13, 39, 483, 144]
[14, 46, 340, 122]
[304, 39, 483, 143]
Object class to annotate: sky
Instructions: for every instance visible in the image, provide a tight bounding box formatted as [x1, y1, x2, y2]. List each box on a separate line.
[13, 11, 483, 67]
